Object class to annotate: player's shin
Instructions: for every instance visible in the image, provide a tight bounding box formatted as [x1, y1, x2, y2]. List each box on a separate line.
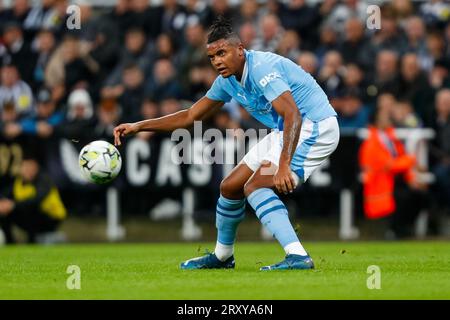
[215, 195, 246, 261]
[247, 188, 308, 256]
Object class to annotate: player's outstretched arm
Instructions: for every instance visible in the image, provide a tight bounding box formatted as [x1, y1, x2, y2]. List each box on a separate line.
[113, 97, 224, 146]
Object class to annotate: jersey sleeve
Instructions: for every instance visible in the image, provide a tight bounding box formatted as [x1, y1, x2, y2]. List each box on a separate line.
[205, 76, 232, 103]
[253, 63, 291, 102]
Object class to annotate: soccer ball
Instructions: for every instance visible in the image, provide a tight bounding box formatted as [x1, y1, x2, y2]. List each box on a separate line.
[79, 140, 122, 184]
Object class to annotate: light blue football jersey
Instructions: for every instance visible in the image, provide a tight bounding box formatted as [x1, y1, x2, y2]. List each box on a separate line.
[206, 50, 337, 130]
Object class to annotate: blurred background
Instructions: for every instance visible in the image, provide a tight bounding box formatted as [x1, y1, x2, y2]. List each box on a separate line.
[0, 0, 449, 244]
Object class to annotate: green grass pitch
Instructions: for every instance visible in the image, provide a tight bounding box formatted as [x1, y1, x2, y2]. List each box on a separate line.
[0, 241, 449, 299]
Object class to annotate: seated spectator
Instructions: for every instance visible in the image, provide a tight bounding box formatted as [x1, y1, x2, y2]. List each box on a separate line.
[336, 90, 370, 131]
[376, 92, 397, 115]
[0, 64, 34, 118]
[420, 0, 450, 29]
[297, 51, 318, 76]
[61, 35, 98, 97]
[145, 59, 184, 102]
[276, 29, 301, 62]
[323, 0, 367, 37]
[111, 63, 146, 123]
[398, 53, 434, 125]
[186, 63, 213, 101]
[315, 24, 338, 65]
[234, 0, 261, 29]
[342, 63, 367, 103]
[0, 151, 67, 244]
[251, 14, 284, 52]
[366, 50, 400, 101]
[339, 17, 371, 69]
[54, 88, 96, 143]
[429, 58, 450, 90]
[33, 29, 56, 91]
[18, 87, 64, 139]
[359, 106, 426, 238]
[135, 97, 159, 141]
[426, 32, 447, 69]
[318, 50, 345, 99]
[153, 33, 179, 64]
[0, 100, 23, 140]
[389, 0, 415, 27]
[201, 0, 235, 29]
[159, 98, 182, 117]
[0, 0, 31, 36]
[0, 22, 37, 85]
[159, 0, 188, 40]
[239, 22, 257, 49]
[403, 16, 431, 71]
[278, 0, 319, 47]
[22, 0, 63, 35]
[105, 0, 135, 42]
[178, 21, 208, 91]
[71, 1, 120, 92]
[94, 97, 122, 141]
[103, 27, 152, 87]
[370, 11, 407, 56]
[391, 99, 423, 128]
[430, 89, 450, 219]
[129, 0, 163, 40]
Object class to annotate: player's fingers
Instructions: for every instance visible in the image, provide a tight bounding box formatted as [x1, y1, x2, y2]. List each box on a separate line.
[286, 176, 295, 193]
[113, 128, 121, 146]
[273, 177, 282, 194]
[280, 178, 288, 194]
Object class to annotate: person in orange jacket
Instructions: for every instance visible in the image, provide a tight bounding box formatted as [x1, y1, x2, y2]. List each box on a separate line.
[359, 106, 427, 237]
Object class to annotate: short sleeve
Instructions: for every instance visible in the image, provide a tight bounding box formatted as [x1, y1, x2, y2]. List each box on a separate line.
[206, 76, 232, 103]
[253, 64, 291, 102]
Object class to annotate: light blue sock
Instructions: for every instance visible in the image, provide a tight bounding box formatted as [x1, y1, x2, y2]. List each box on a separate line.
[216, 195, 246, 246]
[247, 188, 300, 248]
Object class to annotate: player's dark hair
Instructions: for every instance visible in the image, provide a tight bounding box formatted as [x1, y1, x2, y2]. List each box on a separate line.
[207, 16, 239, 44]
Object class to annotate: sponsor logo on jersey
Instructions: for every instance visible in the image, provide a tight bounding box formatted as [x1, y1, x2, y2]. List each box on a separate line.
[259, 72, 281, 87]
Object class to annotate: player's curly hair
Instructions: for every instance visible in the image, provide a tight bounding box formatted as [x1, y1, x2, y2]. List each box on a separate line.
[207, 16, 239, 44]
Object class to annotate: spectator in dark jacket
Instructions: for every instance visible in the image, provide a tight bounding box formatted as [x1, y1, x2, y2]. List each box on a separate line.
[398, 53, 435, 125]
[0, 23, 37, 86]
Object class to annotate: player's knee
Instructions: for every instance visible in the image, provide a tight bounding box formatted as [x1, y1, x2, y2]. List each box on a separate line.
[243, 180, 257, 198]
[220, 178, 240, 199]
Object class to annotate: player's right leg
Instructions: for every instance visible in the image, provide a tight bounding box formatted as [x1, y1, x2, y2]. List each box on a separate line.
[180, 163, 254, 270]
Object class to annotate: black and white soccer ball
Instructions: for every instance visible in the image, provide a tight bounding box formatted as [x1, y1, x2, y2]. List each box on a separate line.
[79, 140, 122, 184]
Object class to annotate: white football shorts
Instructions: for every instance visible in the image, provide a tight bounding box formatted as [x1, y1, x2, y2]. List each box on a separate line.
[241, 116, 339, 185]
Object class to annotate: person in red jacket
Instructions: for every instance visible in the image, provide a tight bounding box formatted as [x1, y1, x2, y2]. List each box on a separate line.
[359, 106, 427, 238]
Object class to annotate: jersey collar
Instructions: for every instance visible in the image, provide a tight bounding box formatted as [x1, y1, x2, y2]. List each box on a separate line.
[240, 50, 250, 87]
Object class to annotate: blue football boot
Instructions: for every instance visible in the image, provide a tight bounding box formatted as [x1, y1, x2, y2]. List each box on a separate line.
[260, 254, 315, 271]
[180, 253, 235, 270]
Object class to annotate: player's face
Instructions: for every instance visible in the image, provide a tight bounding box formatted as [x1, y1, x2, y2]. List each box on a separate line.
[206, 39, 244, 78]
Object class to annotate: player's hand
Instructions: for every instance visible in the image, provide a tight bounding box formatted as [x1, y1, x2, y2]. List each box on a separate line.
[113, 123, 138, 146]
[273, 164, 296, 194]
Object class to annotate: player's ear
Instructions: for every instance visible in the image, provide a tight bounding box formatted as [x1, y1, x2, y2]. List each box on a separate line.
[238, 44, 244, 56]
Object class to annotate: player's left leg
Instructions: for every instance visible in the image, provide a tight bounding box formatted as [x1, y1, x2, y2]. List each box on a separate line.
[245, 116, 340, 270]
[244, 163, 315, 270]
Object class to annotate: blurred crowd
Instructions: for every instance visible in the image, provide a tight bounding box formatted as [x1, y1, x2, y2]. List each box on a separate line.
[0, 0, 449, 233]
